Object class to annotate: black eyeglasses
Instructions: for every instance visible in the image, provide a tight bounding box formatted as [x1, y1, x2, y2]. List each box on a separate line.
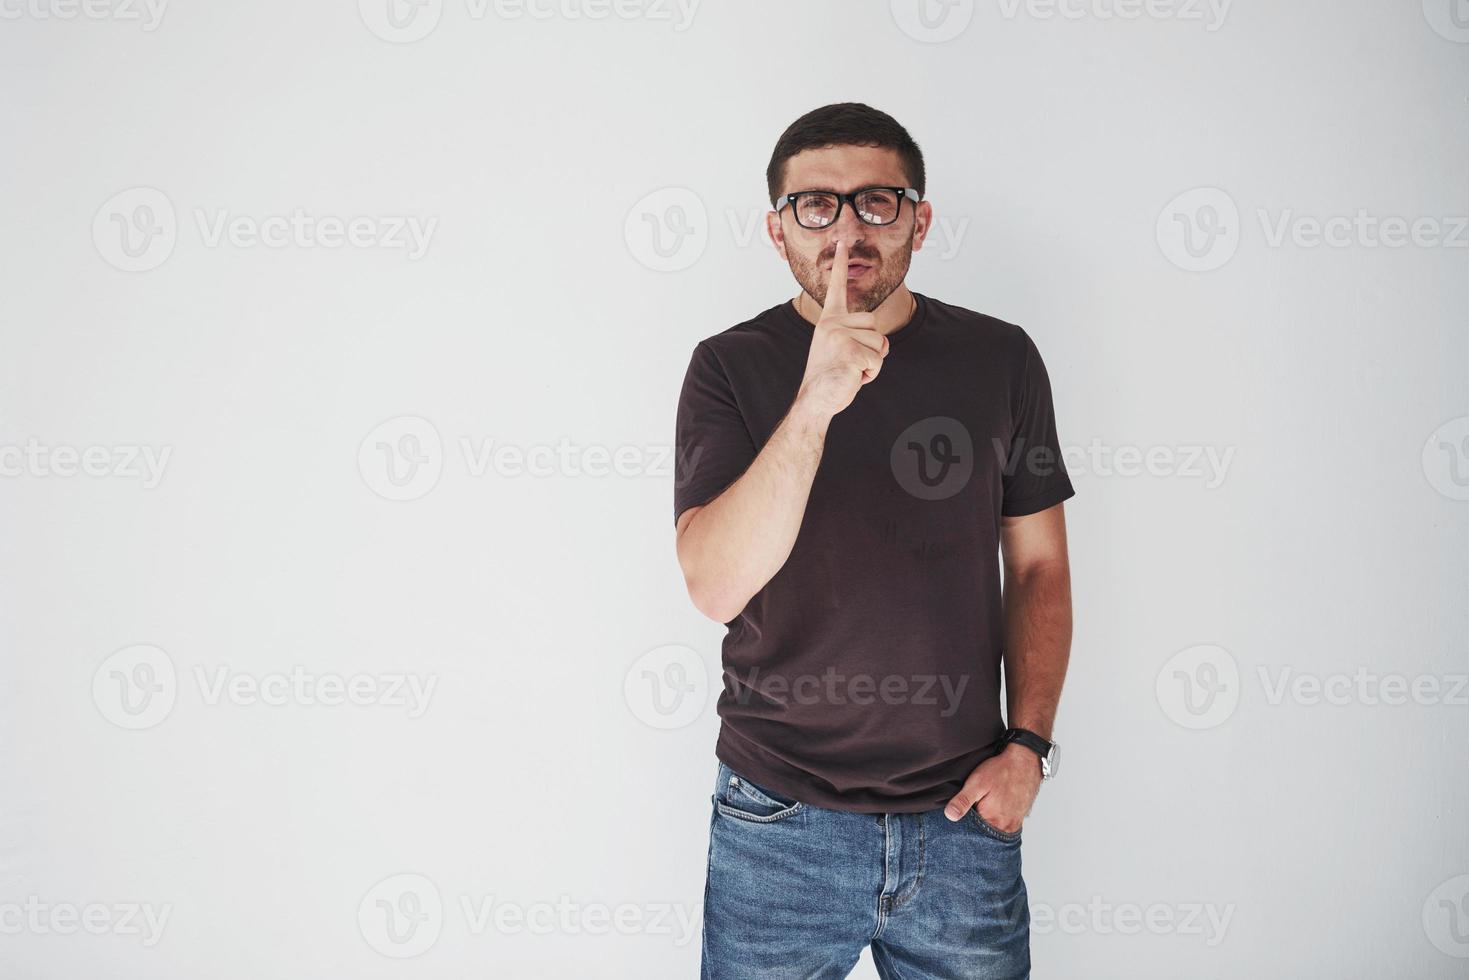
[774, 186, 921, 229]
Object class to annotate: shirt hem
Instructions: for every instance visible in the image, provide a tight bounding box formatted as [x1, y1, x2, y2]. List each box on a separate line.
[714, 725, 1001, 814]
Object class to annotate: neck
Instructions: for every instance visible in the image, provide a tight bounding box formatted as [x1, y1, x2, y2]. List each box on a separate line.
[795, 284, 917, 335]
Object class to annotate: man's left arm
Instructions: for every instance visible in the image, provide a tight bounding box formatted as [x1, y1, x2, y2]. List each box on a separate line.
[944, 501, 1072, 828]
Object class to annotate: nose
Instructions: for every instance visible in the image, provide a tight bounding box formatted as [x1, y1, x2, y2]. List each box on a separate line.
[826, 204, 868, 255]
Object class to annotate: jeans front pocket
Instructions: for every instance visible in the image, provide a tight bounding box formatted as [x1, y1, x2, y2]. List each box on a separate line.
[971, 807, 1023, 843]
[714, 763, 805, 824]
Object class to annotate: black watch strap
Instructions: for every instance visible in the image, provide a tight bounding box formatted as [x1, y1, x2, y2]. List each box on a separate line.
[1002, 727, 1052, 757]
[1002, 728, 1058, 779]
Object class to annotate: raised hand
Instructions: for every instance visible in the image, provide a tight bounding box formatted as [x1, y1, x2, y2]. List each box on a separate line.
[796, 239, 890, 419]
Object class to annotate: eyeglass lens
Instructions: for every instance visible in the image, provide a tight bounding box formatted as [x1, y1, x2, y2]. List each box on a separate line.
[794, 189, 902, 228]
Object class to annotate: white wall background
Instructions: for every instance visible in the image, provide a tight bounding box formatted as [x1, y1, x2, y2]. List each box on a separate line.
[1, 1, 1466, 977]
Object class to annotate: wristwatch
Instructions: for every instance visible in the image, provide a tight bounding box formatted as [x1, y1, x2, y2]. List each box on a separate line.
[1001, 728, 1059, 780]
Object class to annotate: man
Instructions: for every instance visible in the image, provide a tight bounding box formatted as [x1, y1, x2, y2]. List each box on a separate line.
[673, 102, 1074, 979]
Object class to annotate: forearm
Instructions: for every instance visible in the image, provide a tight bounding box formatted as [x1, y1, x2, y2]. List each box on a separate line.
[678, 394, 832, 622]
[1000, 561, 1073, 740]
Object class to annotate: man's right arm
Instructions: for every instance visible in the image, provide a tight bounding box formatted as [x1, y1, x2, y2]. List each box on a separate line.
[675, 239, 886, 623]
[675, 393, 833, 623]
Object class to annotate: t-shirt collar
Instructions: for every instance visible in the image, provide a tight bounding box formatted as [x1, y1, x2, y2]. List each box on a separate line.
[779, 290, 928, 346]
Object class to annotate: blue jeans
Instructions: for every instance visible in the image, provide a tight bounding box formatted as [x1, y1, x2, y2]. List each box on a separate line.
[701, 760, 1030, 979]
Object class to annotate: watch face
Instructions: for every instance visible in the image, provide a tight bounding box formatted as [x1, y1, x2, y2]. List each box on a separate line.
[1046, 742, 1060, 778]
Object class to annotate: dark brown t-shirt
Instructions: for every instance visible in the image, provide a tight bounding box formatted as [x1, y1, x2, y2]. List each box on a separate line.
[673, 292, 1074, 813]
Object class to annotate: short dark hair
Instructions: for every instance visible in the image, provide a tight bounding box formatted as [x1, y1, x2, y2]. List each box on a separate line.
[765, 102, 926, 207]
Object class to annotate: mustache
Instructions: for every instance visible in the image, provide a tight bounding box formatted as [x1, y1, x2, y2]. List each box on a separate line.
[820, 249, 879, 265]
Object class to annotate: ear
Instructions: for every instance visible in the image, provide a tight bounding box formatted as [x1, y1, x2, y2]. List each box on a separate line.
[910, 200, 934, 253]
[766, 210, 788, 260]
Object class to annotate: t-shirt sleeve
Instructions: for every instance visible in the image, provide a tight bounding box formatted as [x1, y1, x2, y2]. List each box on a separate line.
[673, 341, 759, 527]
[1001, 331, 1076, 517]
